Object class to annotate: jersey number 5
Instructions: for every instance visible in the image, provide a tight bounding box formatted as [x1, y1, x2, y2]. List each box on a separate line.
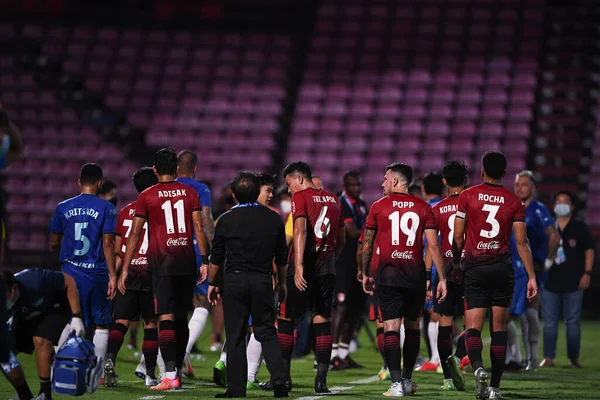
[74, 222, 90, 256]
[161, 199, 187, 234]
[388, 211, 420, 246]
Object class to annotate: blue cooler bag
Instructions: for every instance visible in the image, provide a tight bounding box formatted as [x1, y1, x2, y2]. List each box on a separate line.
[52, 334, 102, 396]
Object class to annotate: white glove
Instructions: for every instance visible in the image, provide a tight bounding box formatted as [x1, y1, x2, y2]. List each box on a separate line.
[544, 258, 554, 271]
[71, 317, 86, 338]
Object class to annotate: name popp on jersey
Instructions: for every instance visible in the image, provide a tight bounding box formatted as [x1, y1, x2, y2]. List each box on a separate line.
[392, 201, 414, 208]
[158, 189, 187, 198]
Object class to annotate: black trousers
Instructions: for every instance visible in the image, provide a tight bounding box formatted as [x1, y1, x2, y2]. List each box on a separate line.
[222, 271, 287, 395]
[0, 277, 8, 362]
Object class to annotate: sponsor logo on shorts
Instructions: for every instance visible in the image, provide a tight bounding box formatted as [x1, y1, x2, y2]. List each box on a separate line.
[167, 237, 189, 247]
[477, 241, 499, 250]
[391, 250, 413, 259]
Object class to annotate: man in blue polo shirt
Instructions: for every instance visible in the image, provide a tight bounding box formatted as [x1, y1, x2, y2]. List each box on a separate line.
[510, 170, 559, 371]
[176, 149, 214, 376]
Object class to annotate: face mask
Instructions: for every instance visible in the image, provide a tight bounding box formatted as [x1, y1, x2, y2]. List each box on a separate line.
[280, 200, 292, 214]
[554, 203, 571, 217]
[109, 197, 117, 206]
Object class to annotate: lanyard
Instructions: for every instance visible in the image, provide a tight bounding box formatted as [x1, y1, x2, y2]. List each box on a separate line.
[341, 193, 364, 226]
[555, 220, 564, 246]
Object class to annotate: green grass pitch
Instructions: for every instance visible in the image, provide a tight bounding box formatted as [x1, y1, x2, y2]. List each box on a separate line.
[2, 320, 600, 399]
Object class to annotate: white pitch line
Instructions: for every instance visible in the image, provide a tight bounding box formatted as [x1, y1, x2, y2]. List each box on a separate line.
[296, 375, 379, 400]
[139, 396, 165, 400]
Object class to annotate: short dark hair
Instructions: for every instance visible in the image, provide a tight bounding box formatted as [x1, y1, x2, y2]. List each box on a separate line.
[385, 162, 413, 186]
[231, 171, 260, 204]
[408, 184, 422, 196]
[343, 170, 361, 184]
[422, 172, 444, 196]
[282, 161, 312, 180]
[177, 149, 198, 174]
[1, 270, 15, 291]
[98, 180, 117, 195]
[79, 163, 103, 185]
[133, 167, 158, 194]
[154, 147, 178, 176]
[553, 190, 575, 205]
[481, 151, 507, 180]
[442, 161, 468, 188]
[256, 172, 276, 188]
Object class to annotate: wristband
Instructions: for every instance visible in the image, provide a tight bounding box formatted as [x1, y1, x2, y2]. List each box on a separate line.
[200, 256, 208, 261]
[544, 258, 554, 270]
[426, 270, 432, 281]
[72, 312, 83, 319]
[584, 270, 592, 276]
[208, 281, 218, 286]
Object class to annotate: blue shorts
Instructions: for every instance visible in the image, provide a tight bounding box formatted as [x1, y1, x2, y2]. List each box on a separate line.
[424, 266, 437, 310]
[63, 265, 112, 327]
[193, 245, 209, 296]
[248, 315, 253, 326]
[510, 273, 528, 316]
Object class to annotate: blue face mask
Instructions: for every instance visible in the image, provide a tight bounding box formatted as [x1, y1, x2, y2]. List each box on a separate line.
[554, 203, 571, 217]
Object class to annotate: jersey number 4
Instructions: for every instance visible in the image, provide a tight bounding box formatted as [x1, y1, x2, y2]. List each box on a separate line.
[161, 199, 187, 234]
[388, 211, 420, 246]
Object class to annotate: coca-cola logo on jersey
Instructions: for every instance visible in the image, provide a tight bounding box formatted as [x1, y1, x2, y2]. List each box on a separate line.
[167, 238, 189, 247]
[477, 241, 500, 250]
[445, 250, 453, 258]
[131, 257, 148, 266]
[391, 250, 413, 259]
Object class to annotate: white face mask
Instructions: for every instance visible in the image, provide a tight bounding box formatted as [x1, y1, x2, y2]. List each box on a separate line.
[554, 203, 571, 217]
[280, 200, 292, 214]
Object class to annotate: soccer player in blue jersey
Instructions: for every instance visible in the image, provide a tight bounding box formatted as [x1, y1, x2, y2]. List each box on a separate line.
[511, 170, 559, 371]
[418, 172, 445, 372]
[176, 149, 214, 377]
[49, 163, 117, 365]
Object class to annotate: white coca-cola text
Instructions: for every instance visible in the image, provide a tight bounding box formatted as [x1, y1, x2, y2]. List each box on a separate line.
[131, 257, 148, 266]
[477, 241, 500, 250]
[445, 250, 453, 258]
[167, 237, 189, 247]
[391, 250, 414, 259]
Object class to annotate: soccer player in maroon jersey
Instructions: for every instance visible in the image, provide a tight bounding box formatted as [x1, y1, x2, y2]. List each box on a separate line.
[362, 162, 447, 397]
[278, 161, 346, 394]
[104, 167, 158, 387]
[452, 151, 537, 400]
[425, 161, 469, 391]
[118, 148, 210, 391]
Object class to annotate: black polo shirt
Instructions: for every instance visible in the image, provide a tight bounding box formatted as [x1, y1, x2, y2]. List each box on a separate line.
[336, 192, 368, 272]
[546, 217, 595, 293]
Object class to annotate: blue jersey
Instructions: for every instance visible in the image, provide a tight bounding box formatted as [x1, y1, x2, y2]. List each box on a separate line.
[8, 269, 66, 320]
[49, 194, 117, 276]
[510, 200, 554, 276]
[176, 177, 212, 263]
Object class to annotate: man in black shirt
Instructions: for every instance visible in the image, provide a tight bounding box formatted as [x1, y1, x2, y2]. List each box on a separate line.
[208, 171, 289, 398]
[331, 170, 368, 370]
[541, 191, 594, 369]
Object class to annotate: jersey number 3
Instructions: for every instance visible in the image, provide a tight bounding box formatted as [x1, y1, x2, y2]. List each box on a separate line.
[480, 204, 500, 238]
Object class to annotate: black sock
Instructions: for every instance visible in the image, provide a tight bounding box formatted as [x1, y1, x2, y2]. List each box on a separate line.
[15, 379, 33, 400]
[465, 329, 483, 372]
[39, 377, 51, 400]
[142, 328, 159, 379]
[376, 327, 387, 368]
[174, 317, 189, 371]
[383, 331, 401, 382]
[402, 329, 420, 380]
[490, 331, 507, 388]
[277, 319, 294, 376]
[159, 320, 177, 373]
[107, 323, 128, 363]
[438, 326, 453, 379]
[313, 322, 332, 379]
[455, 330, 467, 359]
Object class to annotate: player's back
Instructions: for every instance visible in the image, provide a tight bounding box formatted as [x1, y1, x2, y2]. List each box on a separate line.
[135, 181, 201, 276]
[117, 200, 149, 271]
[290, 188, 343, 273]
[457, 183, 525, 268]
[433, 194, 460, 264]
[366, 193, 436, 288]
[50, 194, 116, 275]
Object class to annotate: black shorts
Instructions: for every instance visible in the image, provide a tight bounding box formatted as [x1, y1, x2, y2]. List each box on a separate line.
[12, 301, 71, 355]
[153, 274, 195, 315]
[333, 268, 366, 309]
[113, 289, 155, 321]
[368, 295, 382, 323]
[433, 280, 465, 317]
[376, 285, 425, 322]
[279, 273, 335, 321]
[463, 261, 514, 310]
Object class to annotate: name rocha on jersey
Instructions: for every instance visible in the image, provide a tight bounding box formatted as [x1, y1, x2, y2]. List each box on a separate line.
[477, 193, 504, 203]
[63, 207, 100, 220]
[158, 189, 187, 198]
